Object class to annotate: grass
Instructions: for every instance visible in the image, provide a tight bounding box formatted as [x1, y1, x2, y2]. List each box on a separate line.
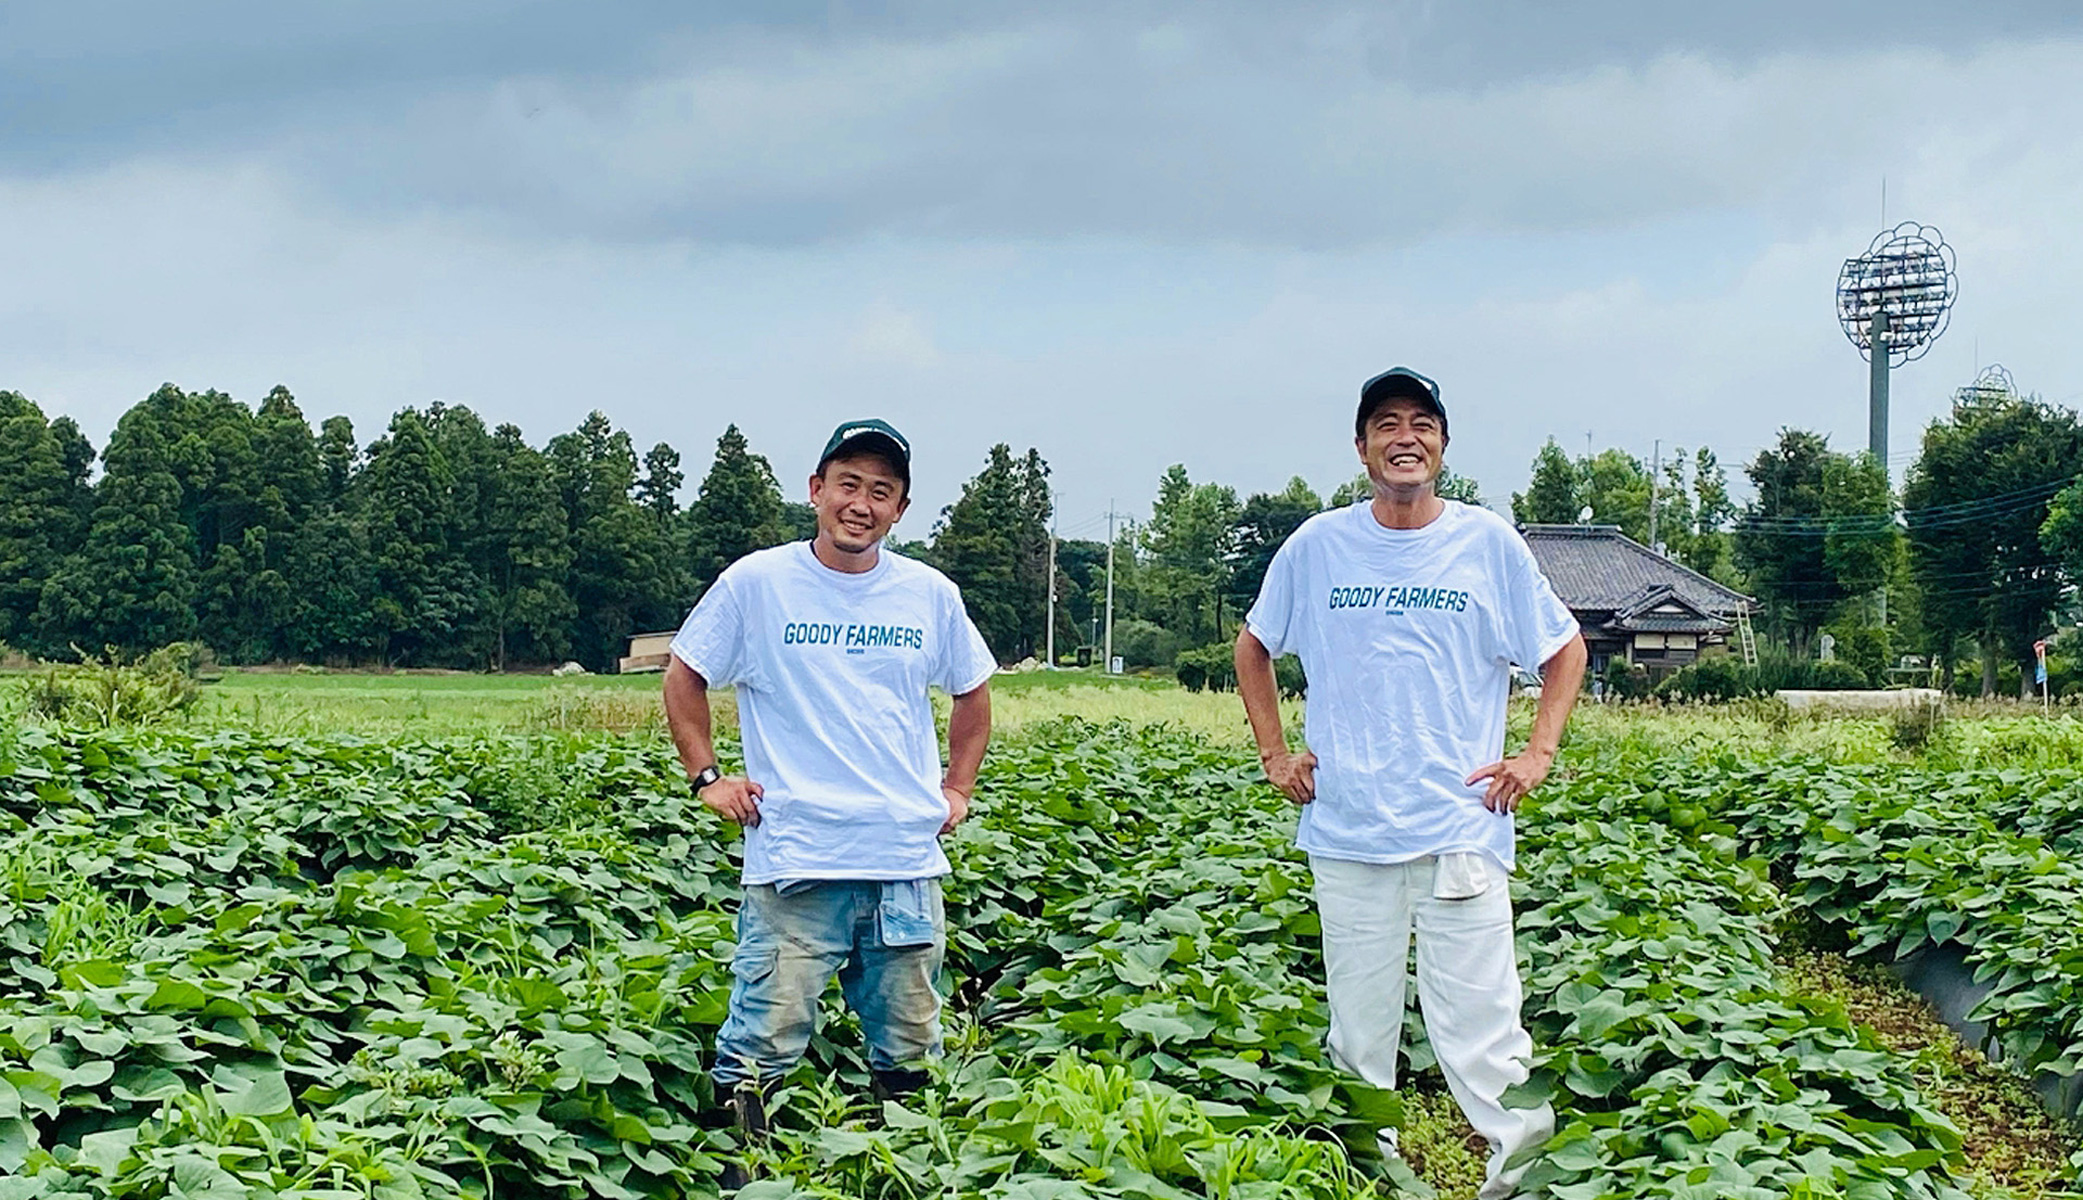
[194, 669, 663, 735]
[15, 664, 1297, 742]
[21, 664, 2083, 766]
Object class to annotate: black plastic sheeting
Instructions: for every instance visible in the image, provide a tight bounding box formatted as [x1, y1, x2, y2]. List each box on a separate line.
[1892, 942, 2083, 1120]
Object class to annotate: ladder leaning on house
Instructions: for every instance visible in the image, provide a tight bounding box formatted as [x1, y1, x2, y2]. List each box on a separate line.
[1735, 607, 1759, 667]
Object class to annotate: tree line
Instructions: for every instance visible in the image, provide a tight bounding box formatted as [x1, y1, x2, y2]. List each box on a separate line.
[5, 376, 2080, 693]
[1507, 375, 2083, 697]
[3, 385, 719, 671]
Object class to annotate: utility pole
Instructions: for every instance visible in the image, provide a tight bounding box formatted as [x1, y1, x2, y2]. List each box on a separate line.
[1044, 516, 1057, 669]
[1104, 503, 1118, 674]
[1648, 439, 1661, 554]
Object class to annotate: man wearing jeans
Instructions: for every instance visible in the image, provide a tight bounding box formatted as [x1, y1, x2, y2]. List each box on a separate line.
[1234, 368, 1586, 1199]
[663, 419, 995, 1182]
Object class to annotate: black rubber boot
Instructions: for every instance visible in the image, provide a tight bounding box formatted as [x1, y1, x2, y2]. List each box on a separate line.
[870, 1067, 930, 1102]
[718, 1081, 770, 1190]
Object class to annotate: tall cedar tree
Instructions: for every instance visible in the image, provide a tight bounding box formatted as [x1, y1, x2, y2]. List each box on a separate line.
[1141, 465, 1240, 647]
[285, 415, 378, 664]
[686, 425, 791, 593]
[1227, 477, 1322, 618]
[1014, 449, 1055, 656]
[425, 403, 501, 665]
[1511, 439, 1582, 524]
[485, 424, 575, 668]
[1691, 448, 1737, 582]
[932, 444, 1051, 662]
[1913, 388, 2083, 695]
[638, 443, 684, 526]
[361, 410, 475, 665]
[284, 508, 380, 665]
[195, 386, 320, 660]
[1734, 430, 1896, 651]
[0, 392, 94, 652]
[39, 401, 199, 653]
[550, 411, 684, 670]
[317, 416, 358, 504]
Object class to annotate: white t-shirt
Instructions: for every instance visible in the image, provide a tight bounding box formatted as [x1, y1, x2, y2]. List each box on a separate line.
[669, 542, 997, 885]
[1244, 501, 1578, 871]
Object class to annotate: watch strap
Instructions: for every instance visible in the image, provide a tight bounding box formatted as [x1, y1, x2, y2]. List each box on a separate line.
[691, 765, 722, 790]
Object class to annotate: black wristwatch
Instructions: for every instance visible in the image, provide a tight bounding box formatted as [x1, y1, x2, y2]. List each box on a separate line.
[691, 765, 722, 791]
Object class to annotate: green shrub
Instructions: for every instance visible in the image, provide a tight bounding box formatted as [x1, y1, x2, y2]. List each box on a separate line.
[1174, 643, 1237, 693]
[1753, 645, 1819, 693]
[1111, 619, 1183, 670]
[1655, 656, 1762, 703]
[1826, 624, 1891, 687]
[23, 643, 204, 726]
[1810, 660, 1870, 690]
[1602, 657, 1650, 701]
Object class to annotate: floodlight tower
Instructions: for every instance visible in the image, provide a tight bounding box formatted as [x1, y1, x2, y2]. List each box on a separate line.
[1836, 222, 1958, 471]
[1954, 363, 2015, 408]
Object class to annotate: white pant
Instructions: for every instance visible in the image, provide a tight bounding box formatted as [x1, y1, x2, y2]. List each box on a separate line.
[1310, 854, 1554, 1200]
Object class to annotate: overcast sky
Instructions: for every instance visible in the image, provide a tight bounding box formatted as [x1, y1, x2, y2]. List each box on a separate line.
[5, 2, 2081, 540]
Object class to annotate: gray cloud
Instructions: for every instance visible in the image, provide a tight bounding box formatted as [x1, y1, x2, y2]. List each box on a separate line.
[7, 3, 2079, 249]
[5, 3, 2082, 524]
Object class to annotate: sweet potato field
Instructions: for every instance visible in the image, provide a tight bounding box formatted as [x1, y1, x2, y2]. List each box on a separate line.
[1, 714, 2077, 1198]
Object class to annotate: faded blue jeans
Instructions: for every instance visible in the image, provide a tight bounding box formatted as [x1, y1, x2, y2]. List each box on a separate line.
[712, 879, 945, 1088]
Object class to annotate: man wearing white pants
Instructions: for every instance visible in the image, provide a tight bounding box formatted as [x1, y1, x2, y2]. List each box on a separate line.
[1234, 366, 1587, 1198]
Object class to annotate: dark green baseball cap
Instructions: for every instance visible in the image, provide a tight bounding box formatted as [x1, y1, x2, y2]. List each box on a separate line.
[818, 418, 911, 487]
[1356, 367, 1447, 440]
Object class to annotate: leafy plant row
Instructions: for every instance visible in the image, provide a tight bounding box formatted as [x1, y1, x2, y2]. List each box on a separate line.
[1626, 752, 2083, 1105]
[0, 722, 1978, 1198]
[925, 724, 1970, 1199]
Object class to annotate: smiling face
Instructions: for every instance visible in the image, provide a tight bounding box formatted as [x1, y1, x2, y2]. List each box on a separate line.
[1355, 396, 1448, 493]
[809, 451, 910, 554]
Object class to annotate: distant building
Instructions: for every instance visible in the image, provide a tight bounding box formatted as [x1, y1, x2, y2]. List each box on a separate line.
[1519, 524, 1753, 679]
[619, 631, 676, 674]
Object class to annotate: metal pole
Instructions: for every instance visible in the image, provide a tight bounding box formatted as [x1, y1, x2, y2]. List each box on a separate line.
[1103, 504, 1117, 674]
[1869, 309, 1890, 470]
[1044, 518, 1057, 669]
[1648, 439, 1660, 553]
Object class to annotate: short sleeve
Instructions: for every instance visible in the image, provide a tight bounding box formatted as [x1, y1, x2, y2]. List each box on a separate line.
[1498, 533, 1579, 669]
[1244, 535, 1303, 657]
[670, 573, 749, 687]
[934, 583, 998, 694]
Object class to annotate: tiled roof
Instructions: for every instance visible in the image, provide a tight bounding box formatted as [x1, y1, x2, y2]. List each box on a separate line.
[1612, 611, 1729, 634]
[1519, 525, 1753, 617]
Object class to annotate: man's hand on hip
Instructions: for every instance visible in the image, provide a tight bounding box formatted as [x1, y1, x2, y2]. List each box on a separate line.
[1262, 750, 1318, 806]
[1465, 748, 1555, 814]
[698, 776, 764, 826]
[939, 784, 971, 835]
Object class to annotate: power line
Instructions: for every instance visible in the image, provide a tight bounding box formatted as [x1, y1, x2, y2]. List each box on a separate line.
[1730, 476, 2078, 536]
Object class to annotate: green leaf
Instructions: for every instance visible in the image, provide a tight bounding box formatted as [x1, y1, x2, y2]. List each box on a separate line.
[146, 979, 210, 1011]
[1118, 1005, 1196, 1046]
[555, 1038, 622, 1087]
[218, 1070, 293, 1117]
[57, 959, 127, 989]
[77, 1126, 140, 1172]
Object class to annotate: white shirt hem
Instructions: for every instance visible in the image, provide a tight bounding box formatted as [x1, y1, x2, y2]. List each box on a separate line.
[1297, 840, 1514, 873]
[743, 864, 952, 886]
